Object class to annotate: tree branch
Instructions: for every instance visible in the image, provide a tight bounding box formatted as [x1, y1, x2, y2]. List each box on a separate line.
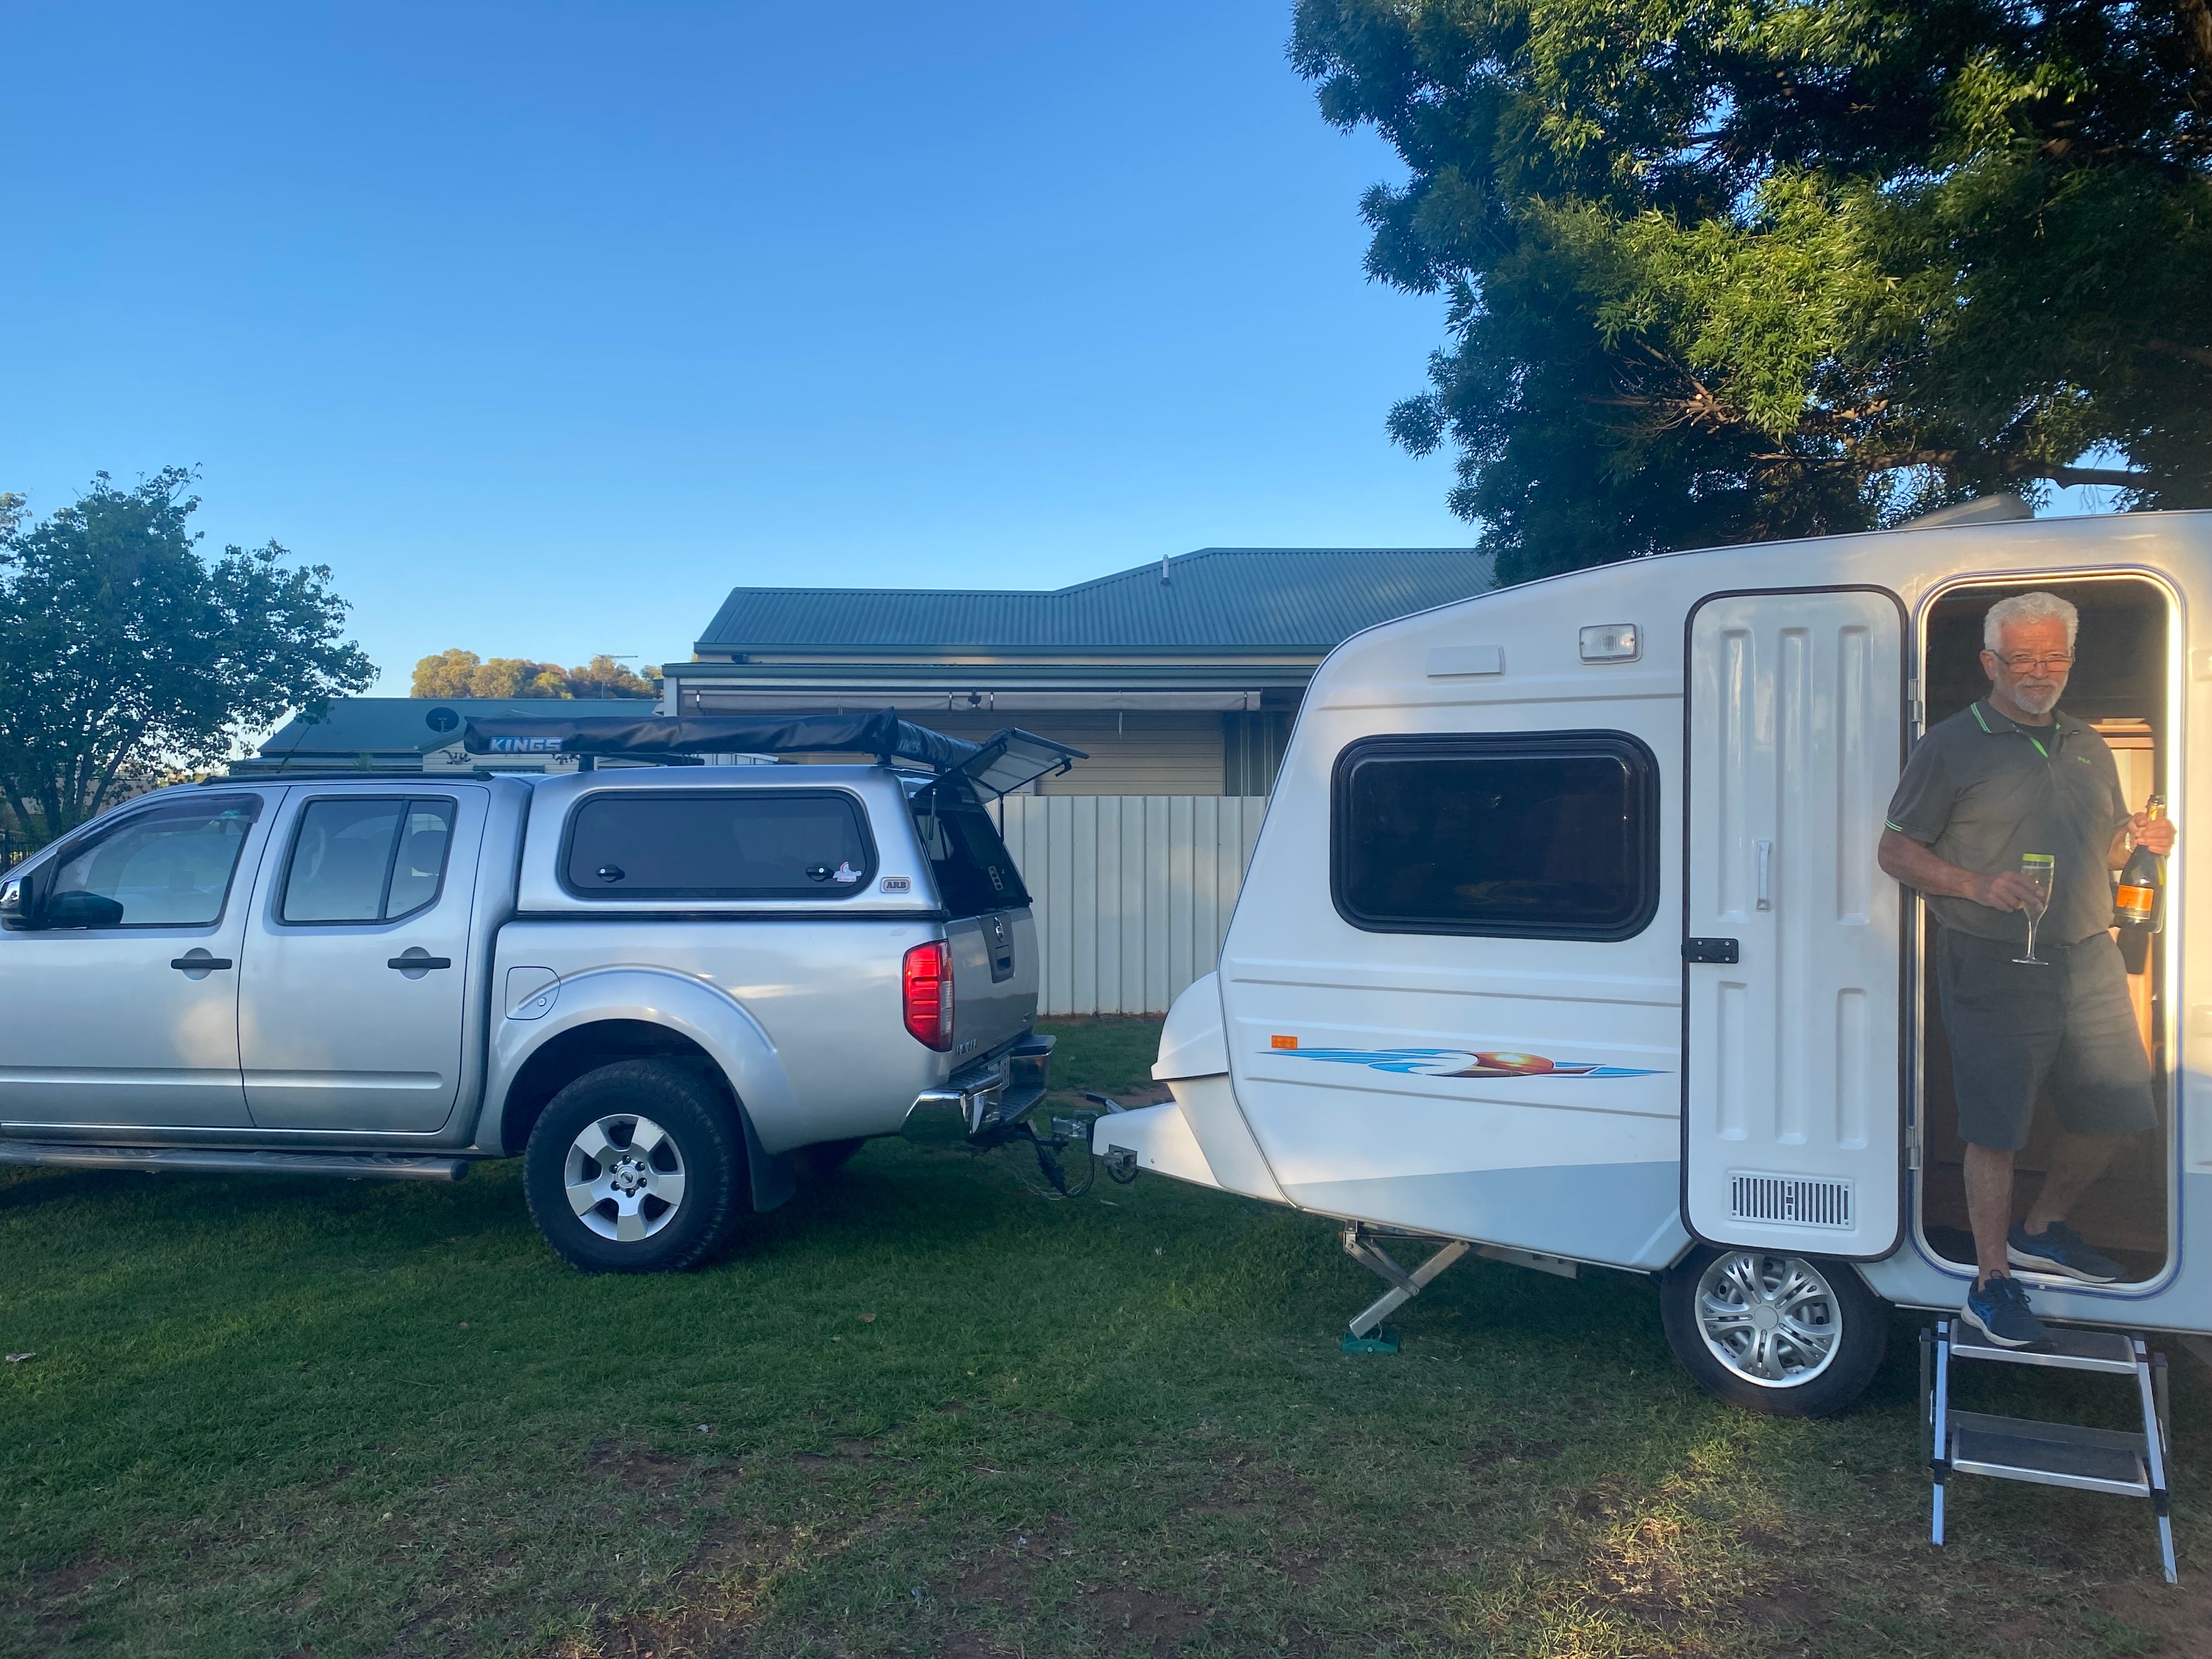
[2147, 336, 2212, 371]
[2038, 464, 2146, 488]
[2177, 0, 2212, 110]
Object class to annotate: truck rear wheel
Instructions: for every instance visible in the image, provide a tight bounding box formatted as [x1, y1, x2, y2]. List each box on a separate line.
[1658, 1246, 1887, 1417]
[523, 1060, 744, 1273]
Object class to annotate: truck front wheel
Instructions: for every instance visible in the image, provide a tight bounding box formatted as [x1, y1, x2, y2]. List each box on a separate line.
[523, 1059, 744, 1273]
[1658, 1246, 1887, 1417]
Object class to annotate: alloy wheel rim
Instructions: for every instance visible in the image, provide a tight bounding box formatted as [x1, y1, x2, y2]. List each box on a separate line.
[564, 1113, 686, 1243]
[1692, 1251, 1843, 1387]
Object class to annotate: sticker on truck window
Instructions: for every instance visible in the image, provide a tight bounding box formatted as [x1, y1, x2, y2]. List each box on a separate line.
[1265, 1045, 1661, 1079]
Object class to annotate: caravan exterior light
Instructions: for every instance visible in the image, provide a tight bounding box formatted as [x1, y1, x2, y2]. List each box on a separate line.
[1579, 623, 1640, 662]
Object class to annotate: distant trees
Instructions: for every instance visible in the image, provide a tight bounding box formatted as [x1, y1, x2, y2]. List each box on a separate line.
[1292, 0, 2212, 583]
[410, 650, 660, 700]
[0, 470, 374, 843]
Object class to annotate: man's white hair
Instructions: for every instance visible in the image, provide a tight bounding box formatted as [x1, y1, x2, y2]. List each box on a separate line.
[1984, 591, 2079, 653]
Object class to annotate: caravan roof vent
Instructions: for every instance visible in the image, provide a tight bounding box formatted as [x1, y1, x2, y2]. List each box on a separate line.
[1729, 1171, 1854, 1230]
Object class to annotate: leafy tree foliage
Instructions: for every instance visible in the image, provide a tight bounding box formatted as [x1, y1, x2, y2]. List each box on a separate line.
[409, 650, 659, 699]
[0, 471, 374, 842]
[1293, 0, 2212, 582]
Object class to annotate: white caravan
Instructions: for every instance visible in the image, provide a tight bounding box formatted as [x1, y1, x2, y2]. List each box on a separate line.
[1095, 509, 2210, 1415]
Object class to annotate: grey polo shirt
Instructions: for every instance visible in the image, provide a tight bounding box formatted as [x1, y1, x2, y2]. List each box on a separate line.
[1884, 699, 2128, 945]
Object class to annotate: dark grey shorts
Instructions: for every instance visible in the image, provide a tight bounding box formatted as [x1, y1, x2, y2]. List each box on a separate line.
[1935, 927, 2158, 1152]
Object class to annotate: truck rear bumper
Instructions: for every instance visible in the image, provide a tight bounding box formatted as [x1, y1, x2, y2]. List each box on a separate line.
[902, 1033, 1053, 1141]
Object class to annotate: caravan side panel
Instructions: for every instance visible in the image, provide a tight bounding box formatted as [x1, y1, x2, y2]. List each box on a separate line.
[1215, 590, 1691, 1271]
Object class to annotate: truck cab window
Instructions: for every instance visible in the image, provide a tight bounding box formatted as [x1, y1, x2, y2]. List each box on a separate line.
[44, 796, 262, 928]
[283, 798, 456, 923]
[1332, 732, 1657, 940]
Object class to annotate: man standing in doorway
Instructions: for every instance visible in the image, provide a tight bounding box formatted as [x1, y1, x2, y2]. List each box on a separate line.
[1876, 591, 2171, 1347]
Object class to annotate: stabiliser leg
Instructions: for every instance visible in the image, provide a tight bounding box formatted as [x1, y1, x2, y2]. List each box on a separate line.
[1340, 1224, 1471, 1351]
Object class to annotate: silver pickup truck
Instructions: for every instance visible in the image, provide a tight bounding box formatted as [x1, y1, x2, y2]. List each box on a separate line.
[0, 715, 1077, 1271]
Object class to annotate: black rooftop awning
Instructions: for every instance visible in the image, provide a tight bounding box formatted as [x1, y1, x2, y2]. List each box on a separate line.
[459, 712, 1084, 794]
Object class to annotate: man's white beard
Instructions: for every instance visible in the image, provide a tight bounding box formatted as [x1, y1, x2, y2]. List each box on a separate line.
[2010, 680, 2063, 715]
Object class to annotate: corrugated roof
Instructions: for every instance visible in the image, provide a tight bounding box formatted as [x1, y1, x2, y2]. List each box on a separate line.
[256, 697, 659, 757]
[695, 548, 1496, 654]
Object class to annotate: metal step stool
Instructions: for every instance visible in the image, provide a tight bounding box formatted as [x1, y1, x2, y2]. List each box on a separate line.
[1922, 1318, 2176, 1583]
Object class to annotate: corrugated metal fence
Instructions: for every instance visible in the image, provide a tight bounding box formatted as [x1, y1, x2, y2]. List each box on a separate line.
[995, 795, 1265, 1015]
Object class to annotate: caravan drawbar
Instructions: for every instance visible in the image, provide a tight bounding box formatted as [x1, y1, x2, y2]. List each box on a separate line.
[1094, 509, 2210, 1415]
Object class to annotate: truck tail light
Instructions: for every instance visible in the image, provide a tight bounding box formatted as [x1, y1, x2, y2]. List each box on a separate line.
[902, 940, 953, 1050]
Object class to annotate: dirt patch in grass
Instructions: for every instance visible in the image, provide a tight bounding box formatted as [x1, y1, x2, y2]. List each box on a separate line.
[936, 1519, 1210, 1659]
[5, 1544, 126, 1645]
[1735, 1573, 1837, 1649]
[2101, 1572, 2212, 1657]
[530, 1519, 808, 1659]
[1072, 1583, 1210, 1652]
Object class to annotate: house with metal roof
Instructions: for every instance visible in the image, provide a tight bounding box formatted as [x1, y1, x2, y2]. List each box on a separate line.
[665, 546, 1495, 795]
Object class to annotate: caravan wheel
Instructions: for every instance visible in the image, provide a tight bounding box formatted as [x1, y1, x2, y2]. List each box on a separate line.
[1659, 1246, 1886, 1418]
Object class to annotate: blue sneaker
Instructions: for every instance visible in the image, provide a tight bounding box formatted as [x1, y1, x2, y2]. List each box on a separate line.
[1963, 1274, 2049, 1349]
[2008, 1220, 2125, 1285]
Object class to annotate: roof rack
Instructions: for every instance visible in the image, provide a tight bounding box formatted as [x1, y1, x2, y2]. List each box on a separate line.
[213, 757, 709, 783]
[460, 712, 1085, 797]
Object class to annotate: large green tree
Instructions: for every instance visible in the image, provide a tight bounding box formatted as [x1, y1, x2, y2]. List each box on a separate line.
[1293, 0, 2212, 583]
[0, 471, 375, 842]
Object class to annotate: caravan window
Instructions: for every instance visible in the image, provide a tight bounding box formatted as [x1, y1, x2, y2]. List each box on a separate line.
[1331, 732, 1658, 940]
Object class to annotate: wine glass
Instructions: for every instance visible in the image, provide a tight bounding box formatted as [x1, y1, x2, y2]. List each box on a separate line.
[2014, 853, 2055, 965]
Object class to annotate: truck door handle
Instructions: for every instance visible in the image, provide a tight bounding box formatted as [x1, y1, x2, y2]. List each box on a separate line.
[388, 950, 452, 973]
[171, 952, 233, 972]
[1754, 840, 1773, 911]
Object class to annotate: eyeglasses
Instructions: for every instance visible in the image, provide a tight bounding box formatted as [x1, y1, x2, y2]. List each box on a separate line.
[1995, 653, 2075, 672]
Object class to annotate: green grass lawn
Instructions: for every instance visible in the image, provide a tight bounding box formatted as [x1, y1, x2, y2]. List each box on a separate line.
[1, 1017, 2203, 1657]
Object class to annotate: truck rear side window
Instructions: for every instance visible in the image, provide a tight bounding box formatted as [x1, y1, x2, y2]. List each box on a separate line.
[908, 777, 1029, 916]
[563, 791, 875, 900]
[1331, 732, 1658, 940]
[282, 798, 456, 924]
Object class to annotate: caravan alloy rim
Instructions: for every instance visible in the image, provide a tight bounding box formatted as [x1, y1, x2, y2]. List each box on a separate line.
[564, 1113, 688, 1243]
[1692, 1251, 1844, 1388]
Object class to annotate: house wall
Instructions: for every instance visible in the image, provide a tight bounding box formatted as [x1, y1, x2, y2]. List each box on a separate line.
[995, 794, 1265, 1015]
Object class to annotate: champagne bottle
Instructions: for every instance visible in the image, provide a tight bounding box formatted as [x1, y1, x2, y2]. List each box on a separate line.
[2115, 793, 2167, 933]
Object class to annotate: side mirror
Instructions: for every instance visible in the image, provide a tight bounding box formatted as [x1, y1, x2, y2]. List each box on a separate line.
[42, 889, 125, 929]
[0, 870, 46, 931]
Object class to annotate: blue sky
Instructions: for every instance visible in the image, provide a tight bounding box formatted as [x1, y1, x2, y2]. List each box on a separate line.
[3, 1, 1482, 693]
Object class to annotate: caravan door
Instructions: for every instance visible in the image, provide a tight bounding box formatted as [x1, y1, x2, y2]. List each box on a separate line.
[1683, 590, 1905, 1259]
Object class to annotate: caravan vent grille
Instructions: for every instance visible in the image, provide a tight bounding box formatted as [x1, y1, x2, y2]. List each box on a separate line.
[1729, 1171, 1853, 1230]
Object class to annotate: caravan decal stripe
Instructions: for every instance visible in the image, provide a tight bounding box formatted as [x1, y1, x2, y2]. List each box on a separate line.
[1269, 1047, 1662, 1079]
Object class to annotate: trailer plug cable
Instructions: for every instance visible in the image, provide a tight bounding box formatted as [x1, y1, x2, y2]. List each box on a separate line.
[994, 1114, 1098, 1200]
